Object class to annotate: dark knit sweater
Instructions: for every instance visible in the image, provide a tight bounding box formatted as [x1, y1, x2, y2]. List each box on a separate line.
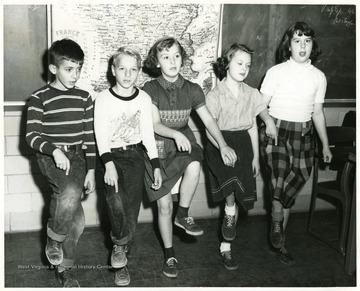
[26, 84, 96, 170]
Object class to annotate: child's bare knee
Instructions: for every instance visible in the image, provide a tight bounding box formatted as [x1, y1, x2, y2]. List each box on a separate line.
[157, 198, 173, 217]
[186, 161, 201, 176]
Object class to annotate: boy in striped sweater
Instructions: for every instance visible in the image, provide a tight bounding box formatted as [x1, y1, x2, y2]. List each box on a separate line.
[26, 39, 96, 287]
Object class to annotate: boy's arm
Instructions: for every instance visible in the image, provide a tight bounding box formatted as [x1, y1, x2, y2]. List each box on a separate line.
[93, 94, 118, 192]
[82, 94, 96, 194]
[83, 94, 96, 170]
[27, 91, 73, 174]
[26, 93, 57, 155]
[84, 169, 96, 194]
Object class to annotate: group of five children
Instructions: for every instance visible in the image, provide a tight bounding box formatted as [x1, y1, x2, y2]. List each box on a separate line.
[26, 21, 332, 287]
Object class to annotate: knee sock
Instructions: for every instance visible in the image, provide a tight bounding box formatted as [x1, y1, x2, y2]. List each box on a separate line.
[177, 206, 189, 219]
[225, 204, 236, 216]
[220, 242, 231, 253]
[164, 247, 175, 260]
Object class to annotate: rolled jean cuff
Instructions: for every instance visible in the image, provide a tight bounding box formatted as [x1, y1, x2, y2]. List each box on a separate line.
[110, 231, 132, 246]
[47, 224, 67, 243]
[60, 258, 75, 269]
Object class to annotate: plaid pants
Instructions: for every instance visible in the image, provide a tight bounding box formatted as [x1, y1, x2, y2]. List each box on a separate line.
[260, 118, 314, 208]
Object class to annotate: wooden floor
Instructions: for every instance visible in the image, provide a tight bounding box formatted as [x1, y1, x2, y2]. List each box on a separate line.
[5, 211, 356, 287]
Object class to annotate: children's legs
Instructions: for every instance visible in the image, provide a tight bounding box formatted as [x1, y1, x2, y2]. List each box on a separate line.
[37, 150, 86, 271]
[278, 207, 295, 265]
[174, 161, 204, 235]
[156, 193, 173, 248]
[225, 193, 235, 207]
[222, 193, 237, 241]
[106, 149, 145, 246]
[178, 161, 201, 209]
[271, 200, 284, 221]
[283, 207, 291, 230]
[271, 201, 290, 228]
[157, 194, 178, 278]
[270, 200, 285, 249]
[60, 202, 85, 269]
[220, 241, 238, 271]
[37, 151, 86, 243]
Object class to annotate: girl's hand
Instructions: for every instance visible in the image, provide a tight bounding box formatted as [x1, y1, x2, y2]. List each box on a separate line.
[151, 168, 162, 190]
[53, 148, 71, 175]
[173, 131, 192, 153]
[265, 122, 278, 145]
[252, 158, 260, 178]
[220, 145, 237, 167]
[104, 162, 118, 193]
[322, 146, 333, 164]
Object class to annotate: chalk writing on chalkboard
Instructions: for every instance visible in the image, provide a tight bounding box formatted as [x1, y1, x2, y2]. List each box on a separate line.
[221, 4, 356, 105]
[321, 5, 355, 27]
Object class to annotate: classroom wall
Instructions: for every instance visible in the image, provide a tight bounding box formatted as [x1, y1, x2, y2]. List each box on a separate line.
[4, 108, 354, 233]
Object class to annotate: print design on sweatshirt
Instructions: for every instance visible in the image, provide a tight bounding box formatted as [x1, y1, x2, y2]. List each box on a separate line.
[110, 110, 141, 143]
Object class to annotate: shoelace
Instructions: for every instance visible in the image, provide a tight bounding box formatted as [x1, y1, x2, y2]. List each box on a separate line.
[166, 257, 178, 266]
[114, 245, 126, 253]
[184, 217, 195, 225]
[273, 221, 281, 233]
[49, 240, 60, 251]
[225, 215, 235, 227]
[223, 251, 233, 260]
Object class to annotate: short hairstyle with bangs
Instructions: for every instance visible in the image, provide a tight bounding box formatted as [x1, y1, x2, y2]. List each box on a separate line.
[143, 36, 187, 78]
[212, 43, 254, 81]
[49, 38, 84, 67]
[112, 46, 142, 69]
[277, 21, 321, 63]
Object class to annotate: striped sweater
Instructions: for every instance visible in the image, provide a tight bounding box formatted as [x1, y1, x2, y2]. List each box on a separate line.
[26, 84, 96, 170]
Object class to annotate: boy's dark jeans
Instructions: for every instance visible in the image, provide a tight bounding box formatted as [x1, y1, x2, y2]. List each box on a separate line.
[37, 148, 86, 268]
[105, 147, 145, 247]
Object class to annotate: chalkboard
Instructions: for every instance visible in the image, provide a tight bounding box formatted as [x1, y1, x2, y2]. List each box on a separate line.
[4, 5, 48, 105]
[222, 4, 356, 104]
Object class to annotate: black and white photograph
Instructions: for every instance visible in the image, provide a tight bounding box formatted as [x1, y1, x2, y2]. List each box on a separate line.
[3, 0, 357, 288]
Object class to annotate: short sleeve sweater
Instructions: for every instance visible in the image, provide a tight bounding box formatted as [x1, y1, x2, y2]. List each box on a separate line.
[260, 57, 327, 122]
[142, 74, 205, 129]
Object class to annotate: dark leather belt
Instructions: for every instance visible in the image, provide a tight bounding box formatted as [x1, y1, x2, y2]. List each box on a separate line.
[56, 144, 83, 152]
[111, 142, 143, 152]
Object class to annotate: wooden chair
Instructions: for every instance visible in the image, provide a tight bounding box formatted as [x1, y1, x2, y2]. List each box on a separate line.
[307, 126, 356, 257]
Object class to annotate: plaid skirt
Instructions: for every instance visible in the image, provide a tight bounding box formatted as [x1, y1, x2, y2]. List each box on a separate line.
[259, 117, 314, 208]
[205, 130, 257, 211]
